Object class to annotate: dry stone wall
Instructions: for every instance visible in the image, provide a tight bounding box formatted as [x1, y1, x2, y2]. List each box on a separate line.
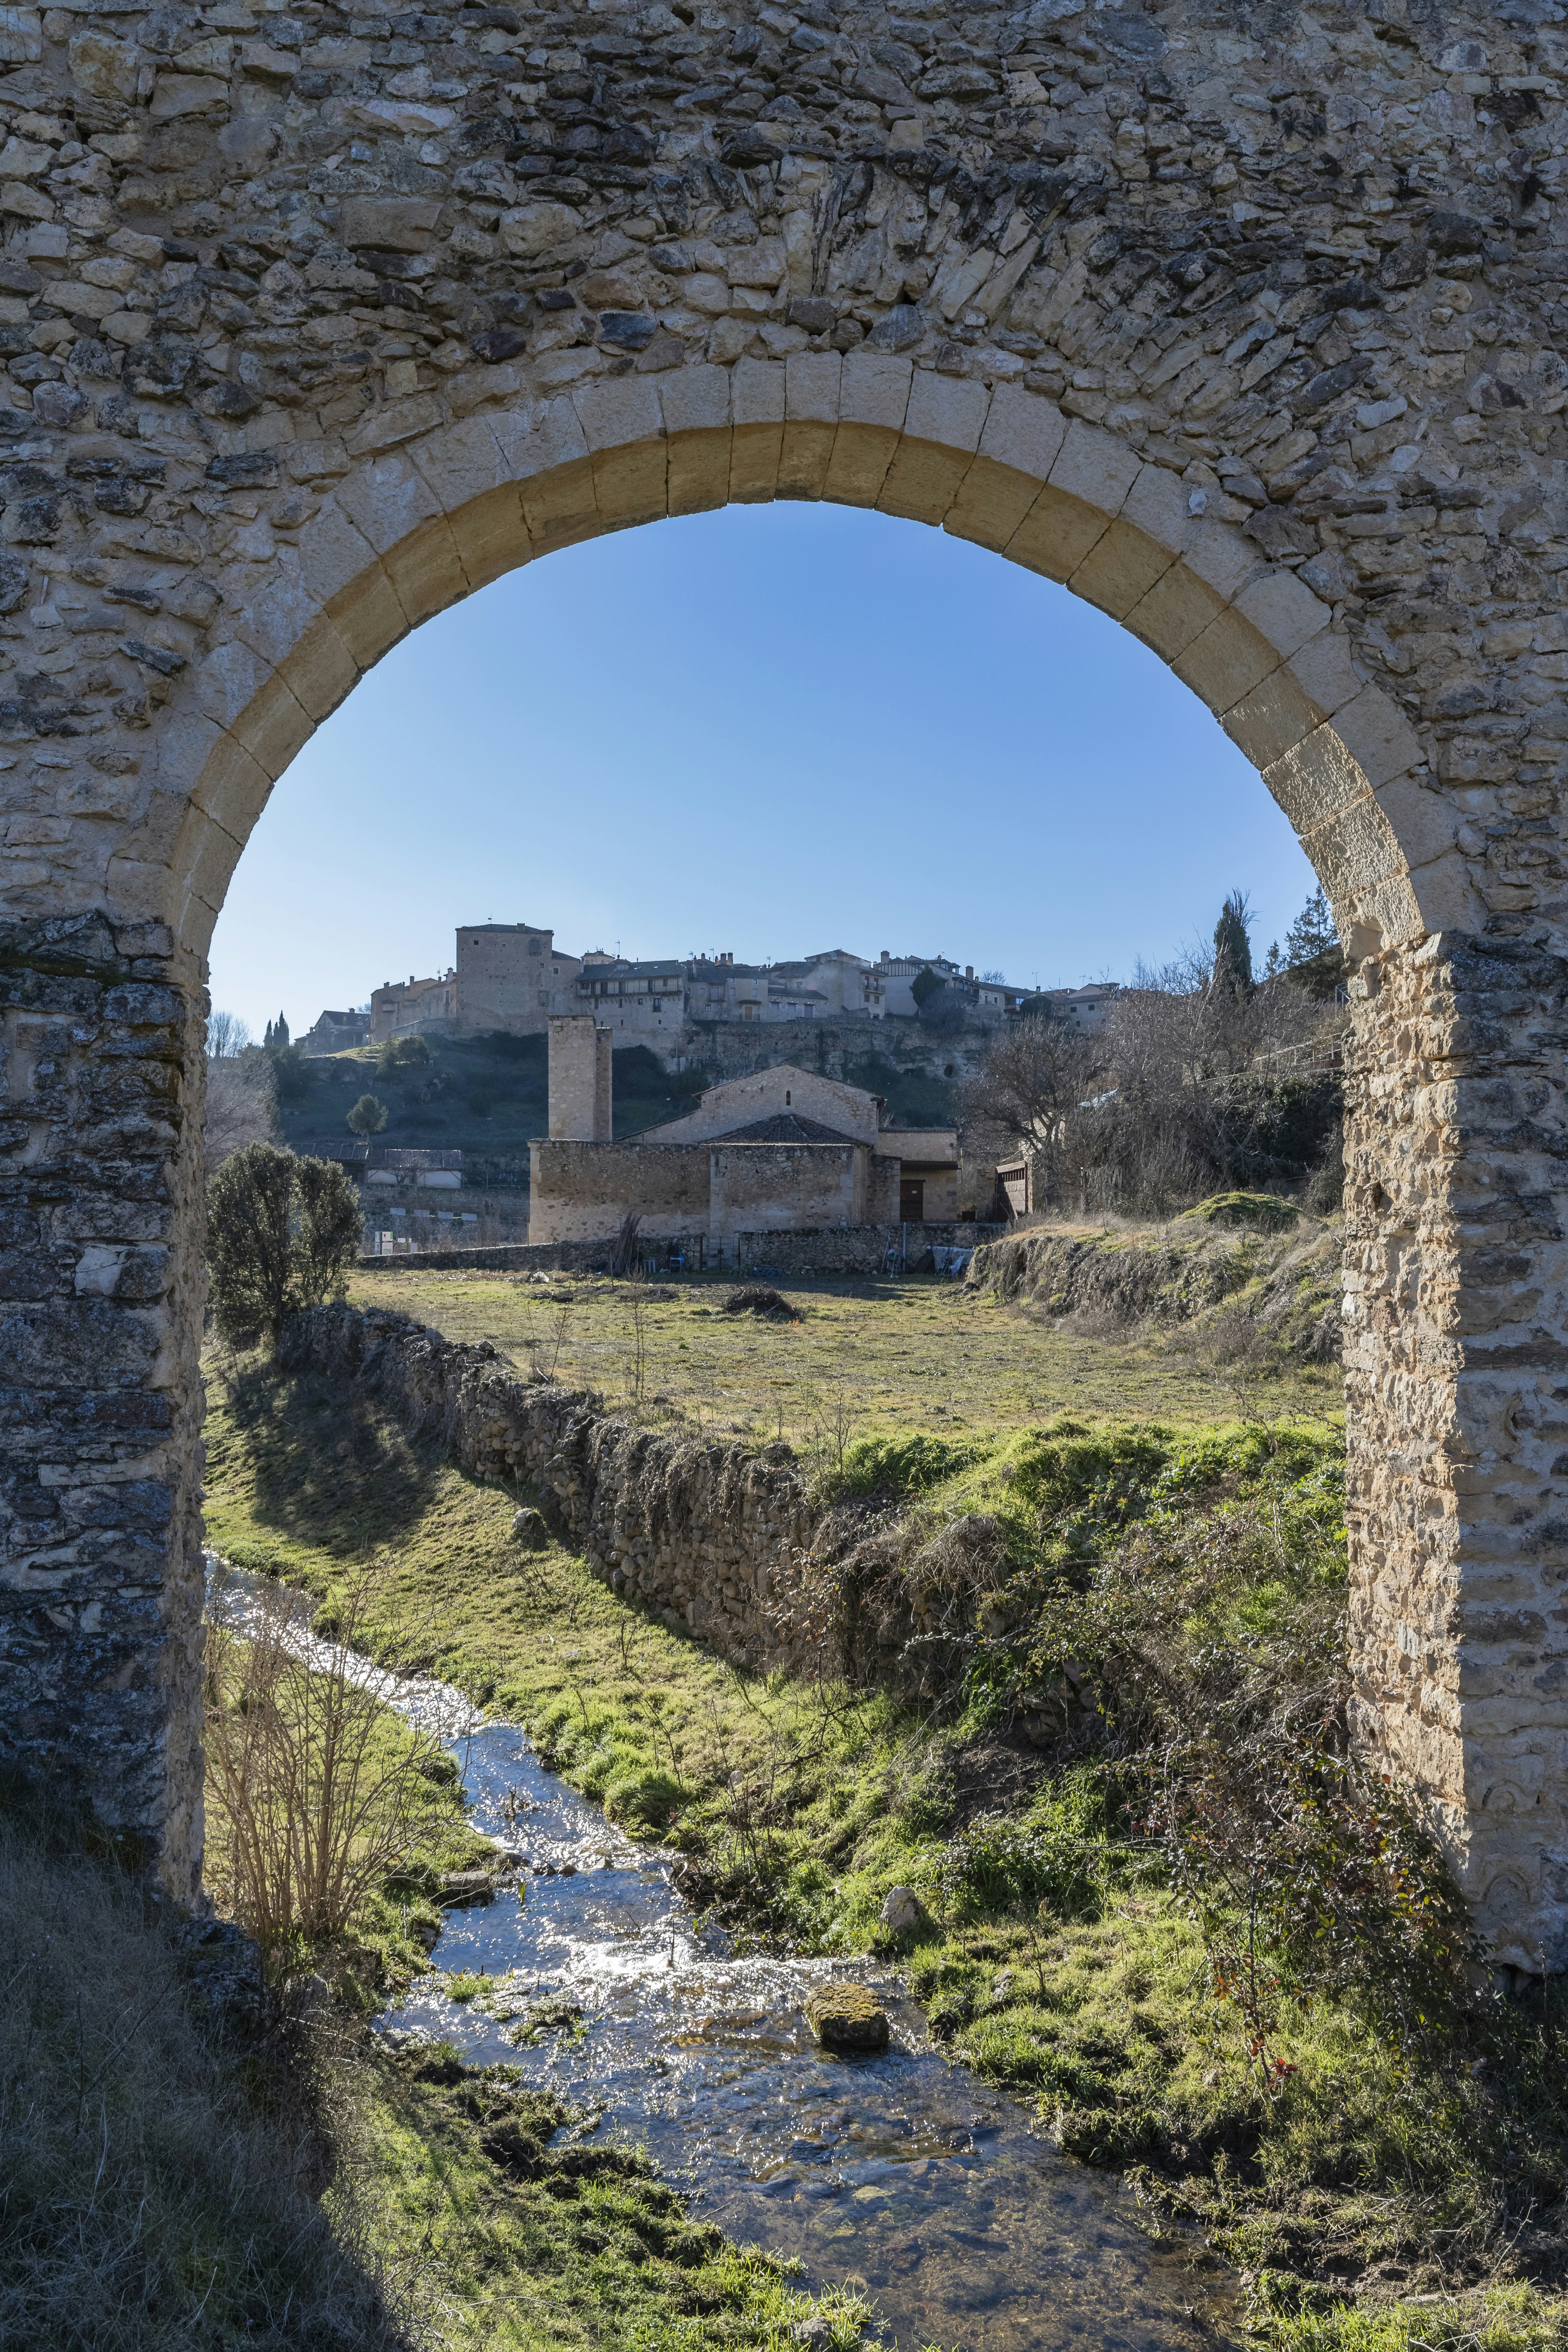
[6, 0, 1568, 1960]
[278, 1299, 855, 1672]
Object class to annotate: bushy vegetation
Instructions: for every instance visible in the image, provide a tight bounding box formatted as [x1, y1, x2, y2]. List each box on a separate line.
[207, 1144, 363, 1347]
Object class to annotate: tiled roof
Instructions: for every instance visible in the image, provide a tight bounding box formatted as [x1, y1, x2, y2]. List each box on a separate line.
[707, 1113, 862, 1145]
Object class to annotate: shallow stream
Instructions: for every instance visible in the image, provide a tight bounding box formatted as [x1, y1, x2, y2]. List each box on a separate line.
[211, 1563, 1224, 2351]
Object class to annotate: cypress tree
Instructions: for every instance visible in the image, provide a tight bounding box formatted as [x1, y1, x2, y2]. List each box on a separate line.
[1211, 890, 1254, 998]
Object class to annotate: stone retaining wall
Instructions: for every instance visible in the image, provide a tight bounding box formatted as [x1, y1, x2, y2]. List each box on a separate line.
[280, 1302, 833, 1673]
[357, 1237, 625, 1275]
[355, 1222, 1005, 1277]
[278, 1302, 988, 1698]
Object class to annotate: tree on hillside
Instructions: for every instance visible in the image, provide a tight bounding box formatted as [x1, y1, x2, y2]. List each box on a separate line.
[347, 1093, 388, 1138]
[377, 1034, 432, 1078]
[909, 966, 944, 1009]
[1285, 885, 1338, 966]
[1210, 890, 1254, 1000]
[918, 983, 971, 1034]
[262, 1011, 290, 1050]
[267, 1043, 314, 1109]
[207, 1144, 363, 1347]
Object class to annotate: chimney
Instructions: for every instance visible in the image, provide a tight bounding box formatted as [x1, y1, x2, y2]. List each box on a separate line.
[548, 1014, 612, 1142]
[966, 965, 974, 980]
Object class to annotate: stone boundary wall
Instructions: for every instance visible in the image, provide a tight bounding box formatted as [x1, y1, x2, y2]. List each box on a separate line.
[354, 1220, 1006, 1277]
[737, 1222, 1004, 1275]
[357, 1236, 619, 1274]
[279, 1302, 837, 1674]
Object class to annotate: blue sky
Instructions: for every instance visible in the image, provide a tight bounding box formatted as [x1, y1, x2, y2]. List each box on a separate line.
[210, 499, 1319, 1040]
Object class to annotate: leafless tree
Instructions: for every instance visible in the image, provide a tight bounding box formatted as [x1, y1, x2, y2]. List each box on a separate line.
[961, 1012, 1104, 1148]
[207, 1006, 252, 1059]
[205, 1049, 279, 1168]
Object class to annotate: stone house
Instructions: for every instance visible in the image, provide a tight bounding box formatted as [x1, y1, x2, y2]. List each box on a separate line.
[369, 967, 458, 1041]
[1026, 983, 1119, 1034]
[528, 1016, 959, 1253]
[299, 1006, 371, 1055]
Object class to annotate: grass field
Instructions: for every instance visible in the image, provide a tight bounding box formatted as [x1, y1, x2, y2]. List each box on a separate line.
[200, 1332, 1564, 2347]
[345, 1260, 1343, 1450]
[197, 1258, 1568, 2352]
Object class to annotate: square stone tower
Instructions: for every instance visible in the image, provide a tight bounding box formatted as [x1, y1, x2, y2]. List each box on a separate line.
[548, 1014, 612, 1141]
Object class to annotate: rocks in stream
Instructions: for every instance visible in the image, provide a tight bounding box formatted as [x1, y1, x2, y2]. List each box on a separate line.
[439, 1870, 495, 1906]
[805, 1983, 890, 2054]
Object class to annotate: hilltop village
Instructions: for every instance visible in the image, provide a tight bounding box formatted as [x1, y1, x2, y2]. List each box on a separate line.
[243, 916, 1118, 1261]
[295, 917, 1117, 1061]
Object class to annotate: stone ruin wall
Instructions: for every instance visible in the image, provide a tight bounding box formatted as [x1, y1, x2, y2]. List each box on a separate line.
[5, 0, 1568, 1960]
[689, 1016, 997, 1091]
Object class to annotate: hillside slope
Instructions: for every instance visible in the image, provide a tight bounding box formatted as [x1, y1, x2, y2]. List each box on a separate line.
[968, 1195, 1343, 1361]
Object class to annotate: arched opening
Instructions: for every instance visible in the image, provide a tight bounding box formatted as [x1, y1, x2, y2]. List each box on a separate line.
[5, 373, 1548, 1978]
[161, 374, 1440, 963]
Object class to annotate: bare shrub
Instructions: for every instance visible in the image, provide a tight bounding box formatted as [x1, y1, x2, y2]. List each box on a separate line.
[204, 1566, 463, 1961]
[720, 1286, 801, 1321]
[967, 925, 1346, 1222]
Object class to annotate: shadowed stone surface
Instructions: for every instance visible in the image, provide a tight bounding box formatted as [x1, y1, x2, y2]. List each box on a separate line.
[2, 0, 1568, 1959]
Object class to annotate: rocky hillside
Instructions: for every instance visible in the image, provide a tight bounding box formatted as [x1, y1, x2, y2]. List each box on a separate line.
[967, 1195, 1343, 1362]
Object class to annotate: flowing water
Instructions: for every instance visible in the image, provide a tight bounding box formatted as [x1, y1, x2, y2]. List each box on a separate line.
[211, 1563, 1228, 2351]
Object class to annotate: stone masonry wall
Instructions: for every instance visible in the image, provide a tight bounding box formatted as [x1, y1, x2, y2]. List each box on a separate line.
[528, 1132, 710, 1242]
[278, 1299, 839, 1671]
[1343, 936, 1568, 1974]
[0, 911, 205, 1900]
[7, 0, 1568, 1955]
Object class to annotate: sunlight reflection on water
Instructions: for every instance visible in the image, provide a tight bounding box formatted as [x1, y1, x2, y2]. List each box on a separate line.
[209, 1559, 1226, 2351]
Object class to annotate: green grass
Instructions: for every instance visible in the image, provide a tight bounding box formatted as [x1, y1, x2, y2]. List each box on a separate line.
[201, 1341, 1568, 2344]
[358, 2051, 871, 2351]
[344, 1260, 1341, 1447]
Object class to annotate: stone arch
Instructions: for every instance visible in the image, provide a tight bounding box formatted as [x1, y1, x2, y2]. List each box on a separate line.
[159, 370, 1440, 963]
[3, 0, 1566, 1973]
